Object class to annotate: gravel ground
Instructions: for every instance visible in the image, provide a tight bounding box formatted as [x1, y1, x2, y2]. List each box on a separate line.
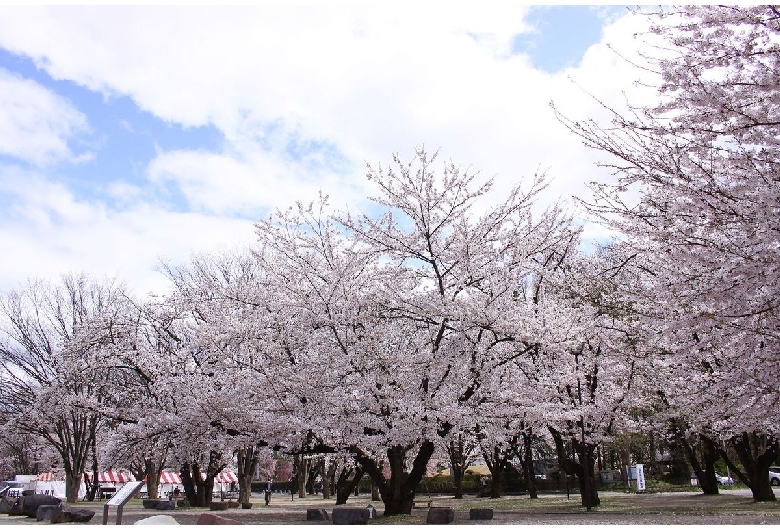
[3, 490, 780, 525]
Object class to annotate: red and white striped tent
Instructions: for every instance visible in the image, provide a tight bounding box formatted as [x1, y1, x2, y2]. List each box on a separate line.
[95, 470, 134, 484]
[158, 471, 182, 484]
[34, 470, 81, 499]
[214, 472, 237, 484]
[36, 471, 65, 482]
[155, 471, 237, 484]
[154, 471, 238, 496]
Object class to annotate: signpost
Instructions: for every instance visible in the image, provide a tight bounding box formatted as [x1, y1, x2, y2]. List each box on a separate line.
[635, 464, 646, 493]
[102, 481, 144, 525]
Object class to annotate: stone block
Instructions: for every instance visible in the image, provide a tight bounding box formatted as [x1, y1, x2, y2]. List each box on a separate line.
[306, 508, 329, 521]
[469, 508, 493, 520]
[177, 499, 189, 507]
[36, 503, 95, 523]
[241, 502, 253, 509]
[332, 506, 369, 525]
[209, 501, 230, 511]
[426, 507, 455, 524]
[0, 496, 14, 514]
[59, 506, 95, 523]
[228, 500, 240, 509]
[18, 494, 61, 517]
[7, 498, 25, 516]
[196, 513, 245, 525]
[142, 499, 161, 509]
[134, 514, 180, 525]
[36, 504, 61, 522]
[156, 500, 176, 510]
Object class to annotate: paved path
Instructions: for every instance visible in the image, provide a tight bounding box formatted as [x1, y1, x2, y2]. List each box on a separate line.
[3, 490, 780, 525]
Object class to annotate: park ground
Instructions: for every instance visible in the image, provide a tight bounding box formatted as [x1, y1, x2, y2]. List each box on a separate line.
[5, 489, 780, 525]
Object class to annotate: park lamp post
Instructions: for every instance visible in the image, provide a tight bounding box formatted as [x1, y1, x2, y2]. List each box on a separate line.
[571, 342, 591, 512]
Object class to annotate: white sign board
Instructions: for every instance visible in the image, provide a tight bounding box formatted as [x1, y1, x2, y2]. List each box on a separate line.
[106, 481, 144, 506]
[635, 464, 646, 492]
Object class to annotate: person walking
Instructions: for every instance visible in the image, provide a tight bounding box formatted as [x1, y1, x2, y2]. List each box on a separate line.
[264, 481, 272, 506]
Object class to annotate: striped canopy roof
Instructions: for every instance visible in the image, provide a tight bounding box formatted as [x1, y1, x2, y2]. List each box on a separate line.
[158, 471, 182, 484]
[36, 469, 238, 485]
[156, 471, 237, 484]
[214, 471, 237, 484]
[36, 471, 64, 481]
[39, 470, 134, 483]
[96, 470, 134, 483]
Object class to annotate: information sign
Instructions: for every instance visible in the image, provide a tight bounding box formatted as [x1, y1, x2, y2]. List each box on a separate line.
[635, 464, 646, 492]
[103, 481, 144, 525]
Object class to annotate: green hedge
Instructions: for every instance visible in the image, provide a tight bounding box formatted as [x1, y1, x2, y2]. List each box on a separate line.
[251, 481, 295, 493]
[252, 470, 560, 497]
[414, 474, 483, 494]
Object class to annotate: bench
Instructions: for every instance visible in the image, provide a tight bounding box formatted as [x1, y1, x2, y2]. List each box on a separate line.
[100, 488, 117, 500]
[413, 497, 434, 509]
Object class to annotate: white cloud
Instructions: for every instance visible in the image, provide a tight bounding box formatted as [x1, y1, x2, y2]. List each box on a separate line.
[0, 67, 91, 166]
[146, 147, 368, 216]
[0, 165, 257, 295]
[0, 7, 664, 295]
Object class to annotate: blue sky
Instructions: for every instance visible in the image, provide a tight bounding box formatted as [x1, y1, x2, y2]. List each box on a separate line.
[0, 5, 647, 295]
[514, 6, 625, 72]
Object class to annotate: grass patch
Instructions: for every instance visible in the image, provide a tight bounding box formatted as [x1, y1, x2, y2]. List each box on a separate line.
[370, 513, 426, 524]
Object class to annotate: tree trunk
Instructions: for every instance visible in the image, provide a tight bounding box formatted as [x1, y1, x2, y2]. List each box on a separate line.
[482, 443, 513, 499]
[203, 451, 222, 504]
[84, 436, 99, 501]
[321, 457, 334, 499]
[56, 413, 97, 503]
[145, 459, 160, 500]
[353, 442, 435, 516]
[335, 466, 364, 505]
[447, 435, 469, 500]
[671, 421, 719, 495]
[648, 431, 660, 477]
[181, 463, 198, 506]
[65, 473, 82, 503]
[451, 465, 464, 500]
[306, 465, 319, 495]
[549, 426, 600, 508]
[196, 473, 207, 507]
[723, 432, 778, 502]
[578, 443, 599, 508]
[697, 435, 721, 495]
[237, 446, 259, 504]
[517, 428, 538, 499]
[620, 443, 631, 489]
[180, 461, 217, 507]
[488, 473, 501, 499]
[294, 455, 311, 498]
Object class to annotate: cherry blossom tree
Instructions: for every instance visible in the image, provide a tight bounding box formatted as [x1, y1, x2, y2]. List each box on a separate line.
[0, 430, 50, 479]
[336, 149, 580, 514]
[0, 274, 136, 502]
[557, 6, 780, 501]
[522, 245, 651, 509]
[159, 248, 335, 506]
[246, 148, 580, 515]
[442, 430, 478, 500]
